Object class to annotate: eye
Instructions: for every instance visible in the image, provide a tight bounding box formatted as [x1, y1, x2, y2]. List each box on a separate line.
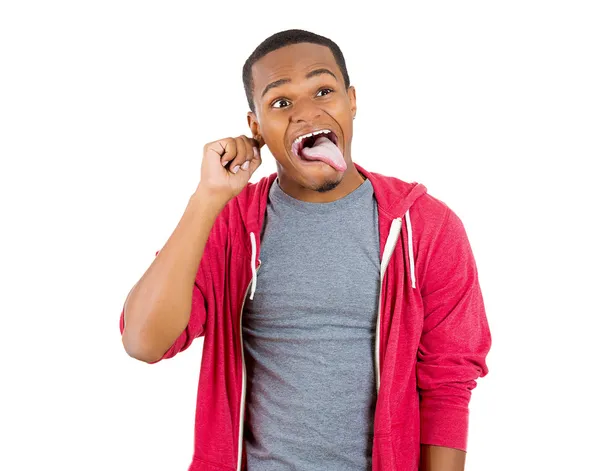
[271, 98, 291, 109]
[316, 88, 333, 97]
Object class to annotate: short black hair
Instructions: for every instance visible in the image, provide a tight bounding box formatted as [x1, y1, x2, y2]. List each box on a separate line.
[242, 29, 351, 113]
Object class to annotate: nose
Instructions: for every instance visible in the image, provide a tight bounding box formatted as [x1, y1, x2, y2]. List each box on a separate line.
[289, 95, 322, 123]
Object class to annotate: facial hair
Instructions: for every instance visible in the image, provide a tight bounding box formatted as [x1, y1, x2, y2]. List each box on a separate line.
[315, 177, 342, 193]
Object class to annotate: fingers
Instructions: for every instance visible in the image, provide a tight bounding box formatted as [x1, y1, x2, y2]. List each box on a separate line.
[238, 136, 262, 176]
[204, 135, 261, 175]
[247, 146, 262, 175]
[227, 136, 246, 174]
[205, 138, 237, 168]
[228, 135, 259, 175]
[247, 137, 262, 174]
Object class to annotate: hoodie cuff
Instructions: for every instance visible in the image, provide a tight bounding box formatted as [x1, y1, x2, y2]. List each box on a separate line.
[420, 406, 469, 452]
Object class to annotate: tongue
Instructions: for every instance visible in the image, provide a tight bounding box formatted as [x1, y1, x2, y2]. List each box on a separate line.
[299, 136, 347, 172]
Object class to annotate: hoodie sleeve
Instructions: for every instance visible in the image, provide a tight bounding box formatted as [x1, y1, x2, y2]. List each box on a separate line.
[119, 249, 210, 363]
[416, 206, 491, 452]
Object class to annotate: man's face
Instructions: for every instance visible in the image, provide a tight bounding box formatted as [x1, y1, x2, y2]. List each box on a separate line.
[248, 42, 356, 193]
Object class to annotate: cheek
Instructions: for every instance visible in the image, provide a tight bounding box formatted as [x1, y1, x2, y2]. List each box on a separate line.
[329, 97, 351, 118]
[330, 103, 352, 135]
[263, 122, 288, 148]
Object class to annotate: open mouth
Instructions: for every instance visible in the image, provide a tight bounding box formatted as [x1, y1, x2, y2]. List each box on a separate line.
[291, 129, 340, 158]
[288, 127, 347, 172]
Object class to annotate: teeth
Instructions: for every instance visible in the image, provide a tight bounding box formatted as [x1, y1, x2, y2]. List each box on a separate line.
[293, 129, 331, 145]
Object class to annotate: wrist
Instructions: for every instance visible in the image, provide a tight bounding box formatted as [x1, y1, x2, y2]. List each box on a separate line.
[190, 186, 229, 213]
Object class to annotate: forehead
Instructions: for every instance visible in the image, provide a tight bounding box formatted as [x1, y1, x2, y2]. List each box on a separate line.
[251, 42, 341, 95]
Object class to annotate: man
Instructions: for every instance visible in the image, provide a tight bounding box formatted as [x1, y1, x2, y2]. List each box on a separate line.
[119, 29, 492, 471]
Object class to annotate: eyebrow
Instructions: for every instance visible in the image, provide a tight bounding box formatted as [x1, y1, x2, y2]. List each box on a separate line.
[260, 68, 338, 99]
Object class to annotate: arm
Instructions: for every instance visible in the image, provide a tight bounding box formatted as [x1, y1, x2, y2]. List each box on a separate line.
[120, 188, 227, 363]
[119, 134, 262, 364]
[420, 445, 466, 471]
[416, 207, 491, 459]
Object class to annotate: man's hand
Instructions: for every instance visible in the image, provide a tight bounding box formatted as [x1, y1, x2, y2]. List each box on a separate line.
[197, 134, 263, 204]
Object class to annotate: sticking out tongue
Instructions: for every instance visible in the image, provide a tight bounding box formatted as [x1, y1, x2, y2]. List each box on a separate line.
[299, 136, 347, 172]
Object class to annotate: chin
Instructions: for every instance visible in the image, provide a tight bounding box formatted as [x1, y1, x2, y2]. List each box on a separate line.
[277, 152, 345, 192]
[302, 170, 343, 193]
[314, 178, 341, 193]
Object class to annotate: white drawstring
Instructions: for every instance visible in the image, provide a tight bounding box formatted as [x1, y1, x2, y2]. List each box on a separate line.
[404, 209, 416, 289]
[381, 218, 402, 276]
[380, 212, 416, 289]
[249, 232, 258, 300]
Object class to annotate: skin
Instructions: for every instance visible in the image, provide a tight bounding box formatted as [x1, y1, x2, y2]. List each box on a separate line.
[246, 42, 365, 203]
[420, 445, 466, 471]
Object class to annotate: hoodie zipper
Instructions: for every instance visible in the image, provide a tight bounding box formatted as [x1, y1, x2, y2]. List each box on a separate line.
[237, 261, 261, 471]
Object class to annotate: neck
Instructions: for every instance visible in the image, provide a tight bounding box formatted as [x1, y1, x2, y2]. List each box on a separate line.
[277, 163, 366, 203]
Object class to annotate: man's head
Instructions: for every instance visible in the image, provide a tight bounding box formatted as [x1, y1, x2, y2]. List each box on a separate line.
[243, 29, 358, 197]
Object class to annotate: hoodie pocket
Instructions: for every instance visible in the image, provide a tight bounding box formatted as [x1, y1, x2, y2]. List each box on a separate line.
[372, 433, 397, 470]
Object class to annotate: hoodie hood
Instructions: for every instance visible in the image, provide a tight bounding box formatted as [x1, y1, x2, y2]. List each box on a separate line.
[233, 162, 428, 300]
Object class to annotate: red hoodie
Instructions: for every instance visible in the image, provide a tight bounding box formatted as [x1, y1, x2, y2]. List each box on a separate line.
[119, 163, 491, 471]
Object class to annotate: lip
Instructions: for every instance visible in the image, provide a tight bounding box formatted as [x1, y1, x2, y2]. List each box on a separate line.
[289, 127, 340, 158]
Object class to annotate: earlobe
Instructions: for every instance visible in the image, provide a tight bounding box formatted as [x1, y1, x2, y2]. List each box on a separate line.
[247, 112, 264, 147]
[246, 111, 266, 150]
[254, 133, 265, 147]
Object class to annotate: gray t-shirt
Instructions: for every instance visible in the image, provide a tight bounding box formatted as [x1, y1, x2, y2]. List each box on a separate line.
[242, 177, 381, 470]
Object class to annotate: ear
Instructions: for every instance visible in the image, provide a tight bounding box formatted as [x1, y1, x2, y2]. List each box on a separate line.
[247, 111, 265, 147]
[348, 85, 357, 119]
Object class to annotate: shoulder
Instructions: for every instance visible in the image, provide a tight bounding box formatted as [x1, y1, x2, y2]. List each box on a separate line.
[210, 174, 274, 243]
[408, 189, 472, 260]
[410, 191, 452, 233]
[371, 169, 452, 236]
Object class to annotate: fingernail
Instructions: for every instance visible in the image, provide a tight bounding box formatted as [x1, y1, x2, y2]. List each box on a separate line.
[253, 147, 259, 158]
[232, 165, 240, 174]
[241, 161, 249, 170]
[222, 160, 230, 167]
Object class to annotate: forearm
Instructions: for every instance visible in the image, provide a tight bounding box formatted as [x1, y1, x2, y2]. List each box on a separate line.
[420, 445, 466, 471]
[121, 188, 226, 362]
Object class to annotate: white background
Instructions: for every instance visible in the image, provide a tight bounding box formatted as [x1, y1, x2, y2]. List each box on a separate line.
[1, 1, 598, 470]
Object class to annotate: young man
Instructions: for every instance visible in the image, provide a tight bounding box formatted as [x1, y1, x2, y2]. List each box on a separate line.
[119, 29, 492, 471]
